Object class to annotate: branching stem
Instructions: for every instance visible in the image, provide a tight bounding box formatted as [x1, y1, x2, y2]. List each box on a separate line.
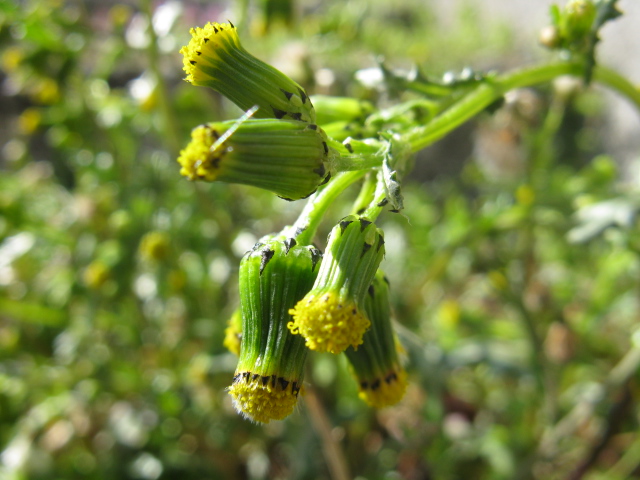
[287, 171, 366, 245]
[404, 61, 640, 153]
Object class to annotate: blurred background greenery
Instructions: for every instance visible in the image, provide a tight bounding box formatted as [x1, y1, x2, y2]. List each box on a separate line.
[1, 0, 640, 479]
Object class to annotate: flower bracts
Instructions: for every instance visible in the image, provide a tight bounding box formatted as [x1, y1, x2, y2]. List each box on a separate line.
[177, 119, 331, 200]
[228, 235, 321, 423]
[345, 271, 407, 408]
[288, 215, 385, 354]
[180, 22, 315, 123]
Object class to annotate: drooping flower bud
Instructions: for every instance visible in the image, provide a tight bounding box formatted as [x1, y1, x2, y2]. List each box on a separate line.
[177, 118, 331, 200]
[228, 235, 322, 423]
[288, 215, 385, 354]
[180, 22, 315, 123]
[345, 271, 407, 408]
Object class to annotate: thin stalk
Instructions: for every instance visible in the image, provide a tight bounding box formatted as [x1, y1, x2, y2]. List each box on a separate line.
[287, 171, 366, 245]
[606, 435, 640, 479]
[593, 66, 640, 110]
[507, 290, 545, 388]
[304, 386, 351, 480]
[361, 171, 390, 220]
[530, 91, 567, 179]
[331, 153, 384, 171]
[524, 89, 568, 425]
[351, 172, 377, 215]
[539, 343, 640, 456]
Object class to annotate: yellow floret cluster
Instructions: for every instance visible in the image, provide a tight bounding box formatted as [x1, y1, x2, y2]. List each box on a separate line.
[176, 125, 225, 181]
[228, 373, 302, 424]
[357, 368, 408, 409]
[288, 292, 371, 354]
[180, 22, 240, 85]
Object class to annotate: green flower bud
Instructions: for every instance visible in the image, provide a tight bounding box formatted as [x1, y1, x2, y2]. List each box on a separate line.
[177, 118, 331, 200]
[180, 22, 315, 122]
[539, 25, 562, 49]
[547, 0, 597, 53]
[345, 271, 407, 408]
[229, 235, 322, 423]
[563, 0, 597, 39]
[288, 215, 385, 354]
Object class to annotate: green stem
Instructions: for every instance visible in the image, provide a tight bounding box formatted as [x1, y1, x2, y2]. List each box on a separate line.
[304, 385, 351, 480]
[593, 65, 640, 109]
[404, 61, 584, 152]
[530, 92, 567, 179]
[361, 172, 390, 220]
[351, 173, 377, 214]
[331, 153, 384, 171]
[404, 61, 640, 154]
[286, 171, 366, 245]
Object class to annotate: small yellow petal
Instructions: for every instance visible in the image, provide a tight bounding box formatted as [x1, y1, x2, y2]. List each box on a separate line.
[228, 372, 303, 423]
[288, 292, 370, 354]
[180, 22, 240, 85]
[176, 125, 226, 181]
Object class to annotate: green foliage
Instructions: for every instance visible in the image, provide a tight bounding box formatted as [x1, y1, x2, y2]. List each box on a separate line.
[1, 0, 640, 479]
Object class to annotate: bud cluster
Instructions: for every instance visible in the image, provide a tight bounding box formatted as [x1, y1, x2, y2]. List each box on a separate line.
[179, 21, 409, 423]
